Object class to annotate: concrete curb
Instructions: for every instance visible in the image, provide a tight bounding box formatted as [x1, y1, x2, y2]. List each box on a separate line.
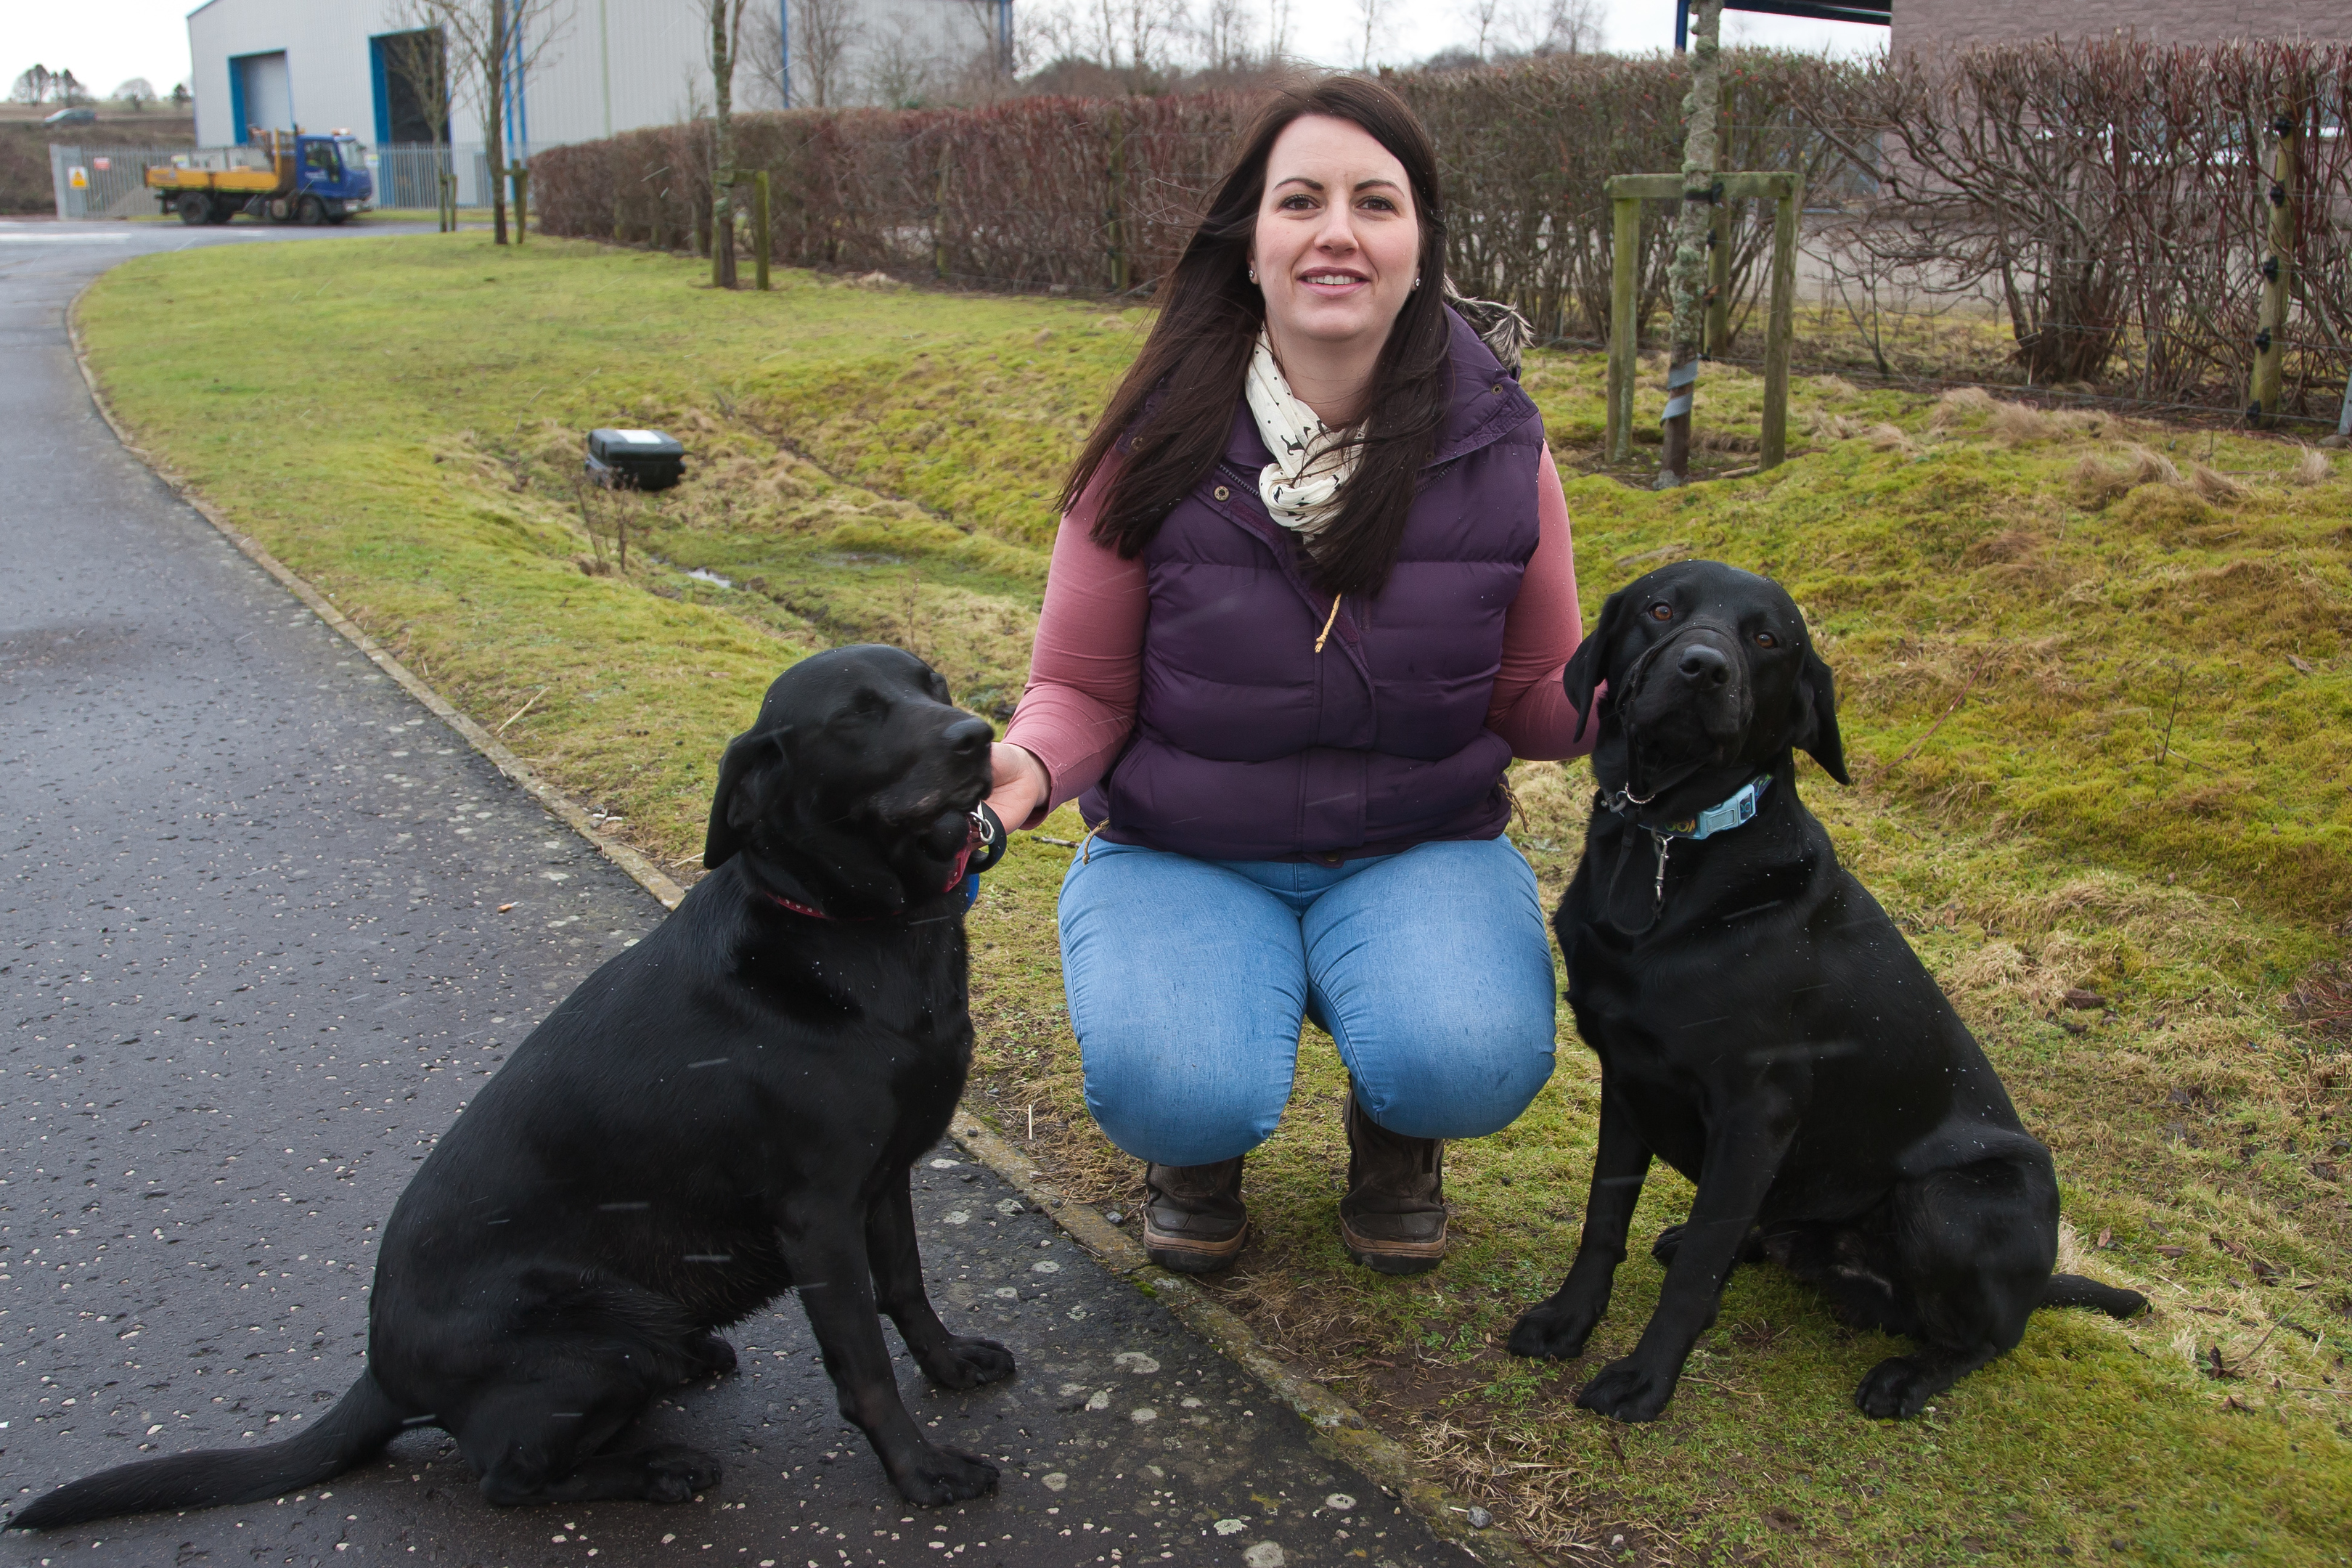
[949, 1113, 1546, 1567]
[68, 282, 1548, 1568]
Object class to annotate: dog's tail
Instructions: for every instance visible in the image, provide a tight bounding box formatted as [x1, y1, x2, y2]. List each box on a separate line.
[9, 1371, 407, 1532]
[2040, 1273, 2148, 1320]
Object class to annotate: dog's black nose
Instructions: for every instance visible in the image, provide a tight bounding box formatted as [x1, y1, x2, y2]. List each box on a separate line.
[944, 716, 994, 756]
[1677, 644, 1732, 688]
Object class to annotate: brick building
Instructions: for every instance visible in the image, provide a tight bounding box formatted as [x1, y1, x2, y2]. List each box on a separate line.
[1890, 0, 2351, 56]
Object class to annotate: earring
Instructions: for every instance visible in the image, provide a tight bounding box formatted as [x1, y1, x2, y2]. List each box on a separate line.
[1248, 266, 1258, 283]
[1412, 274, 1421, 290]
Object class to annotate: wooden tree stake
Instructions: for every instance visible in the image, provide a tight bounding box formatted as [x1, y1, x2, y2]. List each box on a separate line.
[2250, 107, 2297, 427]
[754, 170, 771, 291]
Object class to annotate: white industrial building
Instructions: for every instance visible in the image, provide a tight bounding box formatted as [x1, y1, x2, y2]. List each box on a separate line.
[181, 0, 1014, 152]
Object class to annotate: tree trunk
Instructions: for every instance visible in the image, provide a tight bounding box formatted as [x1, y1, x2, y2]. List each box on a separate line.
[710, 0, 739, 289]
[1657, 0, 1723, 489]
[486, 0, 510, 245]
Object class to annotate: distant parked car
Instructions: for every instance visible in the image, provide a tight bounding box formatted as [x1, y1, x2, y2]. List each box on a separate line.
[42, 107, 98, 126]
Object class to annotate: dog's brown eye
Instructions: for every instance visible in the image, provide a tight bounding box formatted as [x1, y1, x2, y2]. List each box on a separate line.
[1755, 632, 1778, 648]
[1648, 603, 1673, 621]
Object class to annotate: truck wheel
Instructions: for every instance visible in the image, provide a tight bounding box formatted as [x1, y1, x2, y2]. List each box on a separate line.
[297, 195, 327, 226]
[208, 197, 237, 224]
[176, 193, 208, 225]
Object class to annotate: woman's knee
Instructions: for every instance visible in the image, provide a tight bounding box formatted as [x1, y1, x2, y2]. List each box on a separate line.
[1339, 975, 1557, 1139]
[1057, 842, 1308, 1165]
[1353, 1037, 1554, 1140]
[1079, 1026, 1289, 1166]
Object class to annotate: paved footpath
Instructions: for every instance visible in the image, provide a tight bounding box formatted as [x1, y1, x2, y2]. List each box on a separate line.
[0, 222, 1467, 1568]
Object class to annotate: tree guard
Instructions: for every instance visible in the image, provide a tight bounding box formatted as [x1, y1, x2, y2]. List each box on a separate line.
[1605, 171, 1804, 475]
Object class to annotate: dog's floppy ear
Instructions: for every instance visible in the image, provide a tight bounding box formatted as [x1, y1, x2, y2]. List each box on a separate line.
[1791, 648, 1850, 785]
[1562, 587, 1631, 738]
[703, 728, 790, 869]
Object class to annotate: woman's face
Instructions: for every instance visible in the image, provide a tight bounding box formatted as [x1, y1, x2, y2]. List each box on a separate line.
[1249, 114, 1421, 354]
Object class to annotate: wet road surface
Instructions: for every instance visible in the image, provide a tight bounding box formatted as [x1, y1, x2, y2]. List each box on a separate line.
[0, 221, 1466, 1568]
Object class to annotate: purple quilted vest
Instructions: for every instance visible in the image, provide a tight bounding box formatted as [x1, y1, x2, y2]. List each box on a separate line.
[1079, 309, 1545, 862]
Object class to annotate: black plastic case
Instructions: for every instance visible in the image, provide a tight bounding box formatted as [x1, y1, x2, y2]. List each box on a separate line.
[584, 428, 686, 491]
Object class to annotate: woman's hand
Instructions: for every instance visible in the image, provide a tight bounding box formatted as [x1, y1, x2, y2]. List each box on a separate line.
[986, 743, 1049, 830]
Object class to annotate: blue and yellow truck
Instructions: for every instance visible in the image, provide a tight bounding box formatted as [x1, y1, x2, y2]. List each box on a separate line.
[144, 129, 373, 226]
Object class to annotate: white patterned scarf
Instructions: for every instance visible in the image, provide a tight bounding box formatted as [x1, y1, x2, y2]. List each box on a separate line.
[1244, 332, 1360, 539]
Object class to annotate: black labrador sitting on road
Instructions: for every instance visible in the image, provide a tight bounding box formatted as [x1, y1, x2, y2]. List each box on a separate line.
[14, 645, 1013, 1531]
[1508, 562, 2143, 1423]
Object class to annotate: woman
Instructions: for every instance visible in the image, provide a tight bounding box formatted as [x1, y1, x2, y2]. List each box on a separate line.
[985, 75, 1596, 1277]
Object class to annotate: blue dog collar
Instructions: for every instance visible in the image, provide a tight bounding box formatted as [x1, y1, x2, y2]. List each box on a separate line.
[1657, 775, 1771, 840]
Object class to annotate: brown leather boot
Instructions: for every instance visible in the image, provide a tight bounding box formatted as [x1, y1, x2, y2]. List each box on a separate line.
[1339, 1091, 1447, 1275]
[1140, 1157, 1248, 1273]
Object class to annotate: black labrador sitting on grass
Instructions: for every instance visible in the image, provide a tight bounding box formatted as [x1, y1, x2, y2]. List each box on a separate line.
[13, 645, 1013, 1531]
[1508, 562, 2144, 1423]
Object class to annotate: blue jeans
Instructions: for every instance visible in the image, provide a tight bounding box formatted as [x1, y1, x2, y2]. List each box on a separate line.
[1058, 836, 1558, 1167]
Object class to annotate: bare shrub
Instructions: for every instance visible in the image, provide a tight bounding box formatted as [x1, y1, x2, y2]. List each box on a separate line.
[1801, 38, 2352, 415]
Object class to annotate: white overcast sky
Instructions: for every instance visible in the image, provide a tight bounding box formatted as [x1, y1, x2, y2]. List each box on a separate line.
[11, 1, 1884, 106]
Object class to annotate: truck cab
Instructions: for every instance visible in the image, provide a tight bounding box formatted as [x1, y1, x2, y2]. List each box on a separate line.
[292, 134, 374, 222]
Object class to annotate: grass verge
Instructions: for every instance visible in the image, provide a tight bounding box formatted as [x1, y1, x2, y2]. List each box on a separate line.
[77, 233, 2352, 1567]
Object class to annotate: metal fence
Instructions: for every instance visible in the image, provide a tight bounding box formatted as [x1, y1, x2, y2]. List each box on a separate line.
[372, 144, 541, 210]
[46, 144, 201, 219]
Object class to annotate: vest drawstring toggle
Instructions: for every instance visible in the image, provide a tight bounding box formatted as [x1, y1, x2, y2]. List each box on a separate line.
[1315, 594, 1342, 655]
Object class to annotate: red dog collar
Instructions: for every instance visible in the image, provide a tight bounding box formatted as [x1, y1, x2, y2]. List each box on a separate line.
[764, 812, 989, 923]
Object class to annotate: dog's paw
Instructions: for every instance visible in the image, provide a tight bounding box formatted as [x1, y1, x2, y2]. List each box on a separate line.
[1649, 1224, 1686, 1267]
[889, 1443, 999, 1507]
[1575, 1356, 1678, 1423]
[1506, 1293, 1601, 1360]
[922, 1335, 1016, 1390]
[1853, 1356, 1935, 1420]
[638, 1445, 724, 1503]
[685, 1332, 739, 1379]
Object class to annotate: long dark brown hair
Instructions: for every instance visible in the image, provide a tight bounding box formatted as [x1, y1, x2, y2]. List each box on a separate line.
[1060, 75, 1455, 600]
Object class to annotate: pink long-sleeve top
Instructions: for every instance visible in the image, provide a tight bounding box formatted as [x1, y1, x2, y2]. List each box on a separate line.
[1003, 441, 1596, 824]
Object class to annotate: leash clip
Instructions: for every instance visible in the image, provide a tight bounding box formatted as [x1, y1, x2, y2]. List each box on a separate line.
[965, 803, 1008, 877]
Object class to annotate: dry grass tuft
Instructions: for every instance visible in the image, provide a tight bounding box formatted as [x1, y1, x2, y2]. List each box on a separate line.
[1809, 374, 1861, 401]
[2189, 463, 2253, 505]
[1988, 400, 2057, 445]
[1696, 429, 1760, 454]
[1927, 385, 1997, 430]
[1809, 409, 1861, 442]
[1864, 422, 1915, 454]
[2072, 453, 2137, 505]
[2126, 443, 2182, 487]
[2284, 961, 2352, 1044]
[2076, 444, 2188, 505]
[2288, 445, 2333, 486]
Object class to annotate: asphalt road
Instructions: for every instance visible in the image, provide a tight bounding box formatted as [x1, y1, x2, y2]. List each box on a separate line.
[0, 221, 1466, 1568]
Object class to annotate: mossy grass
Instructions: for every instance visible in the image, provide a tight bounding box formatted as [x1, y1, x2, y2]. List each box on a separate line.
[78, 234, 2351, 1565]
